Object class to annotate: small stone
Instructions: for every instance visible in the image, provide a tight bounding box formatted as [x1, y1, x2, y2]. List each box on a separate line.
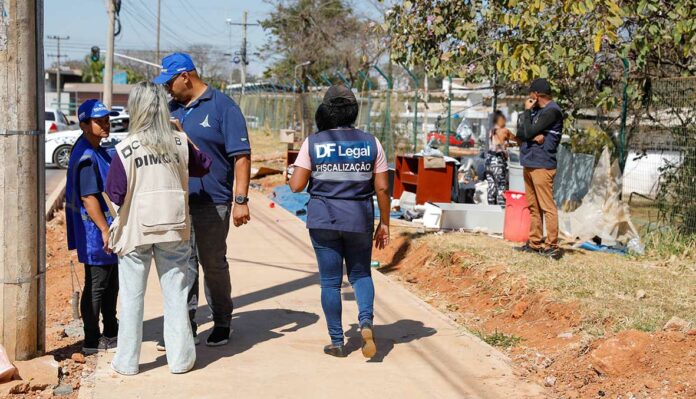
[511, 301, 529, 319]
[686, 329, 696, 336]
[557, 332, 573, 339]
[635, 290, 646, 299]
[53, 384, 74, 396]
[9, 382, 31, 394]
[644, 379, 661, 389]
[543, 375, 557, 387]
[663, 316, 691, 332]
[71, 352, 86, 364]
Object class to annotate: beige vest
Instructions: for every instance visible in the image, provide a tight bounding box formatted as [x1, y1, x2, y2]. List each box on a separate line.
[108, 131, 190, 256]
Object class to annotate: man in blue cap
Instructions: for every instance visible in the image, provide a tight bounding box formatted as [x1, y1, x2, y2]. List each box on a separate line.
[66, 99, 120, 354]
[154, 52, 251, 347]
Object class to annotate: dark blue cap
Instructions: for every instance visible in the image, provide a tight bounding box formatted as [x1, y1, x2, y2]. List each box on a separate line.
[77, 99, 119, 123]
[153, 52, 196, 84]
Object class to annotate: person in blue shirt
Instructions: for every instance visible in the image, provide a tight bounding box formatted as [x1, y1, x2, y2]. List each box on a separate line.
[153, 53, 251, 347]
[65, 99, 120, 354]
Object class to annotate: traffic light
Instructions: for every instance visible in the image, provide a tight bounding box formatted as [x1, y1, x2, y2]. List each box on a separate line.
[90, 46, 100, 62]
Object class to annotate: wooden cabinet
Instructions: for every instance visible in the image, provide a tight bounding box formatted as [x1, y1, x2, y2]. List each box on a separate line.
[393, 155, 456, 204]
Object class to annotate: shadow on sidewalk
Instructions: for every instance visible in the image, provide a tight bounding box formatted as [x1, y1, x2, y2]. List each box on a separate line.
[344, 320, 437, 363]
[139, 308, 319, 373]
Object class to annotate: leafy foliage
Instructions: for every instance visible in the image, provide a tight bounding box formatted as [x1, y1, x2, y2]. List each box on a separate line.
[259, 0, 387, 82]
[384, 1, 696, 130]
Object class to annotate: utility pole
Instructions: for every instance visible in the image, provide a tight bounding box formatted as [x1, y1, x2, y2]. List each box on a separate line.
[104, 0, 116, 107]
[156, 0, 161, 61]
[0, 0, 45, 361]
[241, 11, 247, 95]
[227, 11, 258, 97]
[47, 35, 69, 112]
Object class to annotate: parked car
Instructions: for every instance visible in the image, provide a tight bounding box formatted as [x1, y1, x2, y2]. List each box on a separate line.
[45, 108, 73, 134]
[45, 116, 129, 169]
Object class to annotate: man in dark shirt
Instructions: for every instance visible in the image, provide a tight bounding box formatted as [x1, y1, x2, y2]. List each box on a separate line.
[153, 53, 251, 347]
[516, 78, 564, 260]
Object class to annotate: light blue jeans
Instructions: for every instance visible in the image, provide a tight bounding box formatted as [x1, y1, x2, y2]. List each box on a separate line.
[111, 240, 196, 375]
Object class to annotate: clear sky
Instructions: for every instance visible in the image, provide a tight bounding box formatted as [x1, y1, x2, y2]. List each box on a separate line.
[44, 0, 385, 75]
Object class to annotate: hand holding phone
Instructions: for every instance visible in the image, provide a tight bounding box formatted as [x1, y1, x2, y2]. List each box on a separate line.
[524, 98, 537, 110]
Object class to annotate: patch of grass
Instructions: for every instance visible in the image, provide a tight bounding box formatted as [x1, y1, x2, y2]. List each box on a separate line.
[249, 127, 286, 164]
[474, 329, 523, 348]
[642, 228, 696, 262]
[414, 232, 696, 334]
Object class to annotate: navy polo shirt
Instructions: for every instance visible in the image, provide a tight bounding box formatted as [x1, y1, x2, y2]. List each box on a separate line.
[170, 87, 251, 204]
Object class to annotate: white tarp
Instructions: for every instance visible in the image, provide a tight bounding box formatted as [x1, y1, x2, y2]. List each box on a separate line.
[558, 148, 641, 247]
[622, 149, 683, 198]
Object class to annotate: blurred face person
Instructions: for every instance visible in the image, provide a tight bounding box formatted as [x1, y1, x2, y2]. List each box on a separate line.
[165, 71, 199, 105]
[80, 115, 111, 140]
[495, 114, 507, 129]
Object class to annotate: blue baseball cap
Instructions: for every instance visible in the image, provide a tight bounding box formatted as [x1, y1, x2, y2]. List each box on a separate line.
[77, 99, 119, 123]
[153, 52, 196, 84]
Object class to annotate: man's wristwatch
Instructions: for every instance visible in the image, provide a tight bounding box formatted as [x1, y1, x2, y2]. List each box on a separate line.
[234, 195, 249, 205]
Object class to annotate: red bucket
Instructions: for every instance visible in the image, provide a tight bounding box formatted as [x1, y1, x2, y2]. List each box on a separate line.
[503, 191, 530, 243]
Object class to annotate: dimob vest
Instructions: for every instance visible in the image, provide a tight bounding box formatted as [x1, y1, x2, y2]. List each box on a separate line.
[108, 131, 190, 255]
[520, 101, 564, 169]
[66, 136, 118, 265]
[307, 128, 377, 233]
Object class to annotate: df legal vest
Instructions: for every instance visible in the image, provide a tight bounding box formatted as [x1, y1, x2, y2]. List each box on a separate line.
[520, 101, 564, 169]
[66, 136, 118, 265]
[307, 128, 377, 233]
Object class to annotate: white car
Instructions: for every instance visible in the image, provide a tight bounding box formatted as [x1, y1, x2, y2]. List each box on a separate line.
[45, 116, 129, 169]
[45, 108, 73, 133]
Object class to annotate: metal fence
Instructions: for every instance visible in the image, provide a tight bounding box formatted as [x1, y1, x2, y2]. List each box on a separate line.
[234, 89, 427, 163]
[625, 77, 696, 234]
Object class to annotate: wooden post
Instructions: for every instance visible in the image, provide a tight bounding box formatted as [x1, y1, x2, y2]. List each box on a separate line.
[0, 0, 45, 361]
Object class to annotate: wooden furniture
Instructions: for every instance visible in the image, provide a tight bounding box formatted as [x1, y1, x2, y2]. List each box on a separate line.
[394, 155, 456, 204]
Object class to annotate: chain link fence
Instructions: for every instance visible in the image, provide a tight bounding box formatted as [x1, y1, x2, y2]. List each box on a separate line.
[625, 77, 696, 235]
[235, 89, 421, 163]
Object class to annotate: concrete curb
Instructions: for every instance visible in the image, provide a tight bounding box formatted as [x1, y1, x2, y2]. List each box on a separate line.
[45, 175, 67, 222]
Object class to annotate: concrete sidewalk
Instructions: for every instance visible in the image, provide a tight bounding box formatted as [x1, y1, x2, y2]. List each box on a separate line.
[80, 190, 545, 399]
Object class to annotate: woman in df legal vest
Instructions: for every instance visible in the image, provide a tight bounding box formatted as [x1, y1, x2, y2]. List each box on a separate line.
[289, 85, 391, 358]
[104, 82, 211, 375]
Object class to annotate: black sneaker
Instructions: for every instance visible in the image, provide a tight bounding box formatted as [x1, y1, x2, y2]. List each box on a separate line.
[156, 331, 200, 351]
[323, 343, 347, 358]
[541, 247, 563, 260]
[515, 243, 542, 253]
[206, 327, 230, 347]
[360, 322, 377, 359]
[82, 344, 99, 355]
[99, 336, 117, 353]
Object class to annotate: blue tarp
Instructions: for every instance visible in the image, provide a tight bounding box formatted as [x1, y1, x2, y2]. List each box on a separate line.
[272, 185, 309, 222]
[271, 185, 402, 222]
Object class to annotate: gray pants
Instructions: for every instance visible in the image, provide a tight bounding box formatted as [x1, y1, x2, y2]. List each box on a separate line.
[112, 241, 195, 375]
[187, 203, 233, 329]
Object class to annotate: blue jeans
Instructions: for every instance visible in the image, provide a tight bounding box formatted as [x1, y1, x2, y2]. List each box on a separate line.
[111, 240, 196, 375]
[309, 229, 375, 345]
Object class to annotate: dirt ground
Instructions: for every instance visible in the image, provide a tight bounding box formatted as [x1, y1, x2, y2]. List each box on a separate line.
[373, 232, 696, 399]
[3, 213, 96, 399]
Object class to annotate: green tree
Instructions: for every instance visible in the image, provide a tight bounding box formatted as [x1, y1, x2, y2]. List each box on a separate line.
[385, 0, 696, 156]
[260, 0, 385, 82]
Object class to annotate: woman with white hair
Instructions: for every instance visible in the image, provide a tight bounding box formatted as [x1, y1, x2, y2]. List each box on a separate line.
[105, 81, 211, 375]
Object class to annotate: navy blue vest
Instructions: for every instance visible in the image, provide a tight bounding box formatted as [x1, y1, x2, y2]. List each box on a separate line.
[520, 101, 563, 169]
[307, 128, 377, 233]
[65, 136, 118, 265]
